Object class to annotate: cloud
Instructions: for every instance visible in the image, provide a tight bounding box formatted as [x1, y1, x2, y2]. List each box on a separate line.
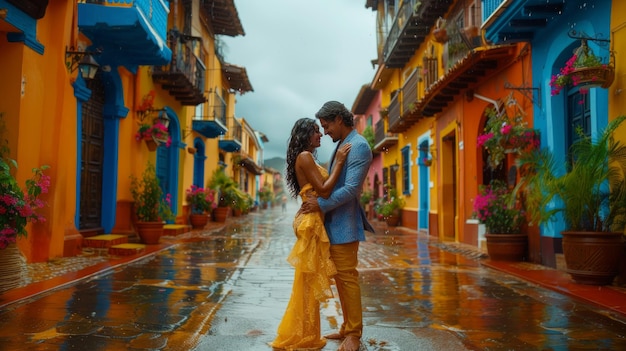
[223, 0, 376, 163]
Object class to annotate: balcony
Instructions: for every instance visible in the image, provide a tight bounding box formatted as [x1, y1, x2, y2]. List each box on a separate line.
[373, 119, 398, 153]
[222, 63, 253, 94]
[78, 0, 171, 66]
[391, 45, 517, 132]
[152, 30, 206, 106]
[192, 93, 227, 138]
[483, 0, 565, 45]
[219, 117, 242, 152]
[200, 0, 244, 37]
[402, 70, 419, 116]
[383, 0, 453, 68]
[235, 152, 264, 175]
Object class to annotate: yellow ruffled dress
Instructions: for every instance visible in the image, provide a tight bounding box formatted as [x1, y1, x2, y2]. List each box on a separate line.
[270, 171, 337, 350]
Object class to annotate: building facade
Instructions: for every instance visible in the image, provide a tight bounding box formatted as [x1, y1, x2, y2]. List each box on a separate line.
[0, 0, 264, 262]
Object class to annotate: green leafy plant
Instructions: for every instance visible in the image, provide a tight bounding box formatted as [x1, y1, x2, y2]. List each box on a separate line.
[0, 115, 50, 249]
[515, 115, 626, 233]
[376, 188, 405, 217]
[360, 189, 373, 207]
[361, 125, 375, 150]
[208, 168, 241, 208]
[130, 162, 174, 222]
[259, 185, 274, 205]
[473, 180, 525, 234]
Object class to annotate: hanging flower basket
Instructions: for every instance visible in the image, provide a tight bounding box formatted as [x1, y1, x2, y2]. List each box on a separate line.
[570, 65, 615, 90]
[135, 121, 171, 151]
[550, 39, 615, 95]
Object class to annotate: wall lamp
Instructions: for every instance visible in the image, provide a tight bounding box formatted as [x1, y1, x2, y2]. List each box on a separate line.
[65, 46, 101, 80]
[390, 160, 400, 172]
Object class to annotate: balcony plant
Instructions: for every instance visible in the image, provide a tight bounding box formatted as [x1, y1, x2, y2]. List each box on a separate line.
[473, 180, 527, 261]
[549, 39, 615, 96]
[477, 103, 539, 169]
[515, 115, 626, 284]
[129, 162, 174, 243]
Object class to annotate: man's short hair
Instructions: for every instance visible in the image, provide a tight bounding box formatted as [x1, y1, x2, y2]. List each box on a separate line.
[315, 101, 354, 127]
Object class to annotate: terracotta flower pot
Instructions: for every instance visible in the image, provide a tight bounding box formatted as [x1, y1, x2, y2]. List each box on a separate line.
[385, 214, 401, 227]
[485, 233, 528, 261]
[189, 213, 209, 229]
[212, 207, 230, 222]
[144, 138, 157, 151]
[562, 231, 623, 285]
[135, 221, 164, 244]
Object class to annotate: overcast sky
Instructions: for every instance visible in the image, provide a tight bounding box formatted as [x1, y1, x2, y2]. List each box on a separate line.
[222, 0, 377, 164]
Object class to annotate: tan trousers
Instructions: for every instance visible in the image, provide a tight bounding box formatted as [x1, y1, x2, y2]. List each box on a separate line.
[329, 241, 362, 338]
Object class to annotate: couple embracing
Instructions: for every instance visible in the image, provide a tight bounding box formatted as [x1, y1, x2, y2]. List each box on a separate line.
[270, 101, 374, 351]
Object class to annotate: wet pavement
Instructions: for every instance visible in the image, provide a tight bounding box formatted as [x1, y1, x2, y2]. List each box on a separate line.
[1, 202, 625, 350]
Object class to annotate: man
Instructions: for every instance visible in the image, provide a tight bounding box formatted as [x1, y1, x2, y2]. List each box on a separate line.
[300, 101, 373, 351]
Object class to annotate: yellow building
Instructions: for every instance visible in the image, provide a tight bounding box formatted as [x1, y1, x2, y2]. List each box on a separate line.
[367, 0, 532, 247]
[0, 0, 263, 262]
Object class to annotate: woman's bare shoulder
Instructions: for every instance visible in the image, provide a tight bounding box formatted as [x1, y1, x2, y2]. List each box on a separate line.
[296, 151, 315, 162]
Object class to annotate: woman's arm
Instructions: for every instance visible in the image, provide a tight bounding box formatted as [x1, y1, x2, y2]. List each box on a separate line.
[296, 144, 351, 198]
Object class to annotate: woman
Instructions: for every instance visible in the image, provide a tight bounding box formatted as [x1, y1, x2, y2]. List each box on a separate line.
[270, 118, 351, 350]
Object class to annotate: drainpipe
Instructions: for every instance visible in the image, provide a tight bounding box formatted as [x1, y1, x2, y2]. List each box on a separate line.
[472, 92, 500, 115]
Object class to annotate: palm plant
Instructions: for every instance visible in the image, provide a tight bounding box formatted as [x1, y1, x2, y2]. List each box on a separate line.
[516, 115, 626, 233]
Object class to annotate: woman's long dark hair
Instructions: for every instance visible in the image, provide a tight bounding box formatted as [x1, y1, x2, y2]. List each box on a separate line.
[285, 118, 318, 198]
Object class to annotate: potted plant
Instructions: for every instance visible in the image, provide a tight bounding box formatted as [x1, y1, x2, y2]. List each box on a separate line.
[516, 115, 626, 285]
[208, 168, 239, 222]
[259, 186, 273, 209]
[135, 120, 171, 151]
[477, 104, 539, 169]
[377, 188, 405, 227]
[433, 17, 448, 43]
[549, 39, 615, 96]
[186, 185, 216, 229]
[0, 122, 50, 292]
[129, 162, 174, 243]
[473, 180, 527, 261]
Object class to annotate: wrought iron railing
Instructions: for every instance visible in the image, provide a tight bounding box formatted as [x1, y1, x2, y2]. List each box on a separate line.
[388, 92, 402, 128]
[482, 0, 505, 23]
[382, 0, 417, 63]
[211, 93, 227, 126]
[402, 69, 419, 114]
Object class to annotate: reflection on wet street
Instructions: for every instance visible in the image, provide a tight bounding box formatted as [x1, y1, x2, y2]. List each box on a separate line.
[0, 202, 625, 350]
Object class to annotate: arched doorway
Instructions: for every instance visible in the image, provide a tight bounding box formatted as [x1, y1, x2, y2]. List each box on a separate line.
[79, 73, 105, 234]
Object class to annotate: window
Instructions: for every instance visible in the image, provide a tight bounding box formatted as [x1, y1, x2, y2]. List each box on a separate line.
[382, 167, 389, 200]
[401, 145, 410, 195]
